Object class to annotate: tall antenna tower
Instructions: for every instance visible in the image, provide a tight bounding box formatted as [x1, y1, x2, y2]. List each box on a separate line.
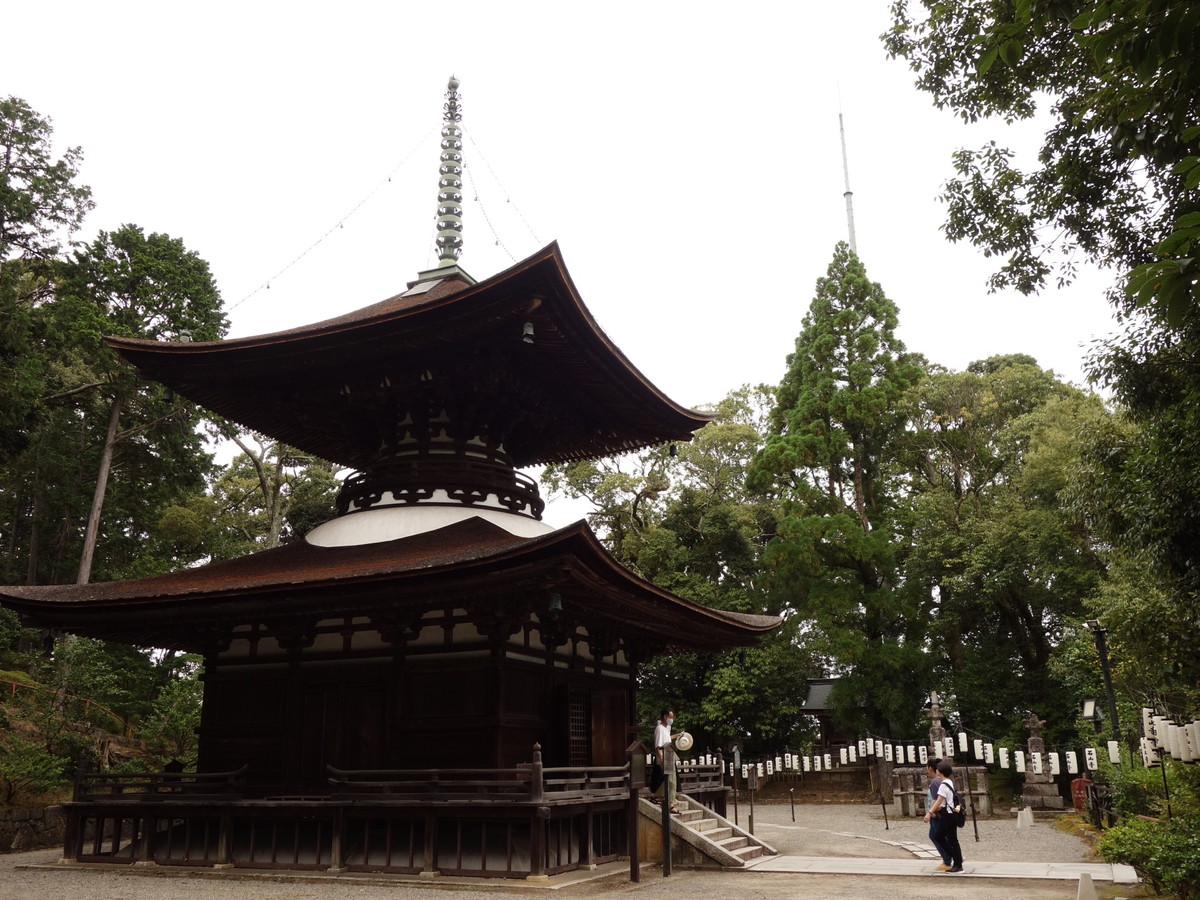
[839, 111, 858, 255]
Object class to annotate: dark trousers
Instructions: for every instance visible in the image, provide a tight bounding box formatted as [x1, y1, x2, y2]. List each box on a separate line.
[929, 819, 951, 864]
[934, 815, 963, 867]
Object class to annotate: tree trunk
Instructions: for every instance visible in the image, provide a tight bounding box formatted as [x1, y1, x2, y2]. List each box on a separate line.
[76, 390, 122, 585]
[25, 487, 41, 585]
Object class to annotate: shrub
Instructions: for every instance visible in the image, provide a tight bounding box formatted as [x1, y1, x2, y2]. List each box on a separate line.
[0, 734, 68, 805]
[1099, 814, 1200, 900]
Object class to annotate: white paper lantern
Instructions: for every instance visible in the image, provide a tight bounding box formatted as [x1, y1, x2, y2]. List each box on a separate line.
[1186, 724, 1200, 763]
[849, 745, 857, 763]
[933, 739, 944, 758]
[775, 756, 783, 772]
[1084, 747, 1098, 771]
[875, 740, 884, 758]
[999, 747, 1010, 769]
[1168, 724, 1183, 760]
[1066, 751, 1078, 774]
[757, 762, 765, 777]
[1152, 716, 1169, 749]
[973, 739, 984, 759]
[766, 760, 774, 775]
[858, 740, 867, 756]
[884, 744, 893, 762]
[919, 745, 928, 764]
[1031, 752, 1043, 774]
[907, 746, 916, 764]
[943, 738, 954, 758]
[824, 753, 833, 770]
[1015, 750, 1026, 773]
[1049, 752, 1060, 775]
[840, 747, 849, 765]
[1108, 740, 1121, 765]
[958, 732, 968, 752]
[894, 744, 903, 762]
[984, 743, 995, 764]
[813, 756, 821, 772]
[803, 756, 811, 772]
[741, 764, 749, 778]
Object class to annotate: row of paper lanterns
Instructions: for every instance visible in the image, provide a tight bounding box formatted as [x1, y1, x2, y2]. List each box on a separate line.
[672, 712, 1198, 779]
[1140, 709, 1200, 765]
[675, 735, 1125, 780]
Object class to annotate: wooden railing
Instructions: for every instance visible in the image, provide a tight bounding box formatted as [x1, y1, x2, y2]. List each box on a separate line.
[74, 765, 249, 802]
[678, 761, 724, 795]
[328, 745, 629, 803]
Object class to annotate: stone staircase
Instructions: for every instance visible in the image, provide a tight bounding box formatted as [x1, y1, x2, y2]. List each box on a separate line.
[638, 794, 776, 868]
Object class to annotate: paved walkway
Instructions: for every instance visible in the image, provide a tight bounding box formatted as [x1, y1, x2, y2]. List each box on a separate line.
[745, 855, 1138, 882]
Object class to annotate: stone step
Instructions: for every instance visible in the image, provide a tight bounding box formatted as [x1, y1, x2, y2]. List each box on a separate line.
[699, 825, 733, 841]
[718, 835, 749, 852]
[733, 844, 764, 861]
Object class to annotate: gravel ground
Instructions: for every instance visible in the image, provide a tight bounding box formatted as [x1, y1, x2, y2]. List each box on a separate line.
[0, 804, 1129, 900]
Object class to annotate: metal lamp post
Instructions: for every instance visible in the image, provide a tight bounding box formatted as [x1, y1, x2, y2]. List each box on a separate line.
[1085, 620, 1122, 751]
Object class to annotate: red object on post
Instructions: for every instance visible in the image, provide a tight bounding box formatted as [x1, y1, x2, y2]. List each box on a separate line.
[1071, 776, 1092, 813]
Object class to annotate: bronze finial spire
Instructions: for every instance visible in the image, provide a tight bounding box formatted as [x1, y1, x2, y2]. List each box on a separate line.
[435, 76, 464, 266]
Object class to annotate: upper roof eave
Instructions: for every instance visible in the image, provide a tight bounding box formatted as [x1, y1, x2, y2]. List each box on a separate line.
[104, 243, 714, 467]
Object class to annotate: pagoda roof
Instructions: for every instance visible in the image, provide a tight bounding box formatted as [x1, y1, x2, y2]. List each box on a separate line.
[106, 243, 713, 470]
[0, 518, 779, 654]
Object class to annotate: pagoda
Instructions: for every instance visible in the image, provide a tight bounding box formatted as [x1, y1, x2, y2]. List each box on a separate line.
[0, 77, 778, 877]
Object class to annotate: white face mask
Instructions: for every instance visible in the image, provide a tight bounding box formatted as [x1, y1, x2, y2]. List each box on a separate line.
[666, 717, 674, 726]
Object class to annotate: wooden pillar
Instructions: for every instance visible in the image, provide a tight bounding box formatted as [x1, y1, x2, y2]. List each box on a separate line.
[216, 808, 233, 866]
[329, 806, 345, 872]
[422, 811, 437, 875]
[581, 803, 594, 866]
[530, 808, 549, 878]
[137, 814, 154, 864]
[61, 808, 81, 862]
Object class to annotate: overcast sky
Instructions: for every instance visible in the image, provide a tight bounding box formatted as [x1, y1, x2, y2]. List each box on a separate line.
[5, 0, 1118, 416]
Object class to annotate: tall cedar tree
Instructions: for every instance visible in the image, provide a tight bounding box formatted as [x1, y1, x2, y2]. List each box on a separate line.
[749, 243, 926, 737]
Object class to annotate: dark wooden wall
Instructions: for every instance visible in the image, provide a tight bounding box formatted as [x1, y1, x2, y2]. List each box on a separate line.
[198, 654, 631, 787]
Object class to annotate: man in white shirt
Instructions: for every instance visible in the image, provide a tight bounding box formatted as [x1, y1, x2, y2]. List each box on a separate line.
[651, 708, 681, 813]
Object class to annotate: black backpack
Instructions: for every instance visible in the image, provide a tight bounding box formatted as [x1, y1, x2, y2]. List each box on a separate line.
[948, 783, 967, 827]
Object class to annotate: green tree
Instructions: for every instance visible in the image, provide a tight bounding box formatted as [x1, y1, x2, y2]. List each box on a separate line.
[885, 0, 1200, 732]
[548, 387, 817, 754]
[0, 731, 66, 805]
[0, 96, 93, 464]
[749, 243, 926, 737]
[0, 97, 93, 261]
[0, 224, 229, 585]
[884, 0, 1199, 320]
[136, 656, 203, 769]
[900, 357, 1106, 743]
[157, 436, 339, 565]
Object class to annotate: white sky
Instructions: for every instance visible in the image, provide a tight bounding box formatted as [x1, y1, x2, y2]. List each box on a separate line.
[5, 0, 1118, 414]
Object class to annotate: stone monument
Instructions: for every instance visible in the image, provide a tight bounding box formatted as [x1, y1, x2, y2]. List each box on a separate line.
[1020, 712, 1064, 809]
[927, 690, 948, 749]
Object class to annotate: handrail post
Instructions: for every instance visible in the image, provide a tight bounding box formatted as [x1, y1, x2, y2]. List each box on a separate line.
[530, 744, 544, 802]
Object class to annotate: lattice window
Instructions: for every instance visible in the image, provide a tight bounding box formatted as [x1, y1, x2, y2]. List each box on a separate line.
[568, 691, 590, 767]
